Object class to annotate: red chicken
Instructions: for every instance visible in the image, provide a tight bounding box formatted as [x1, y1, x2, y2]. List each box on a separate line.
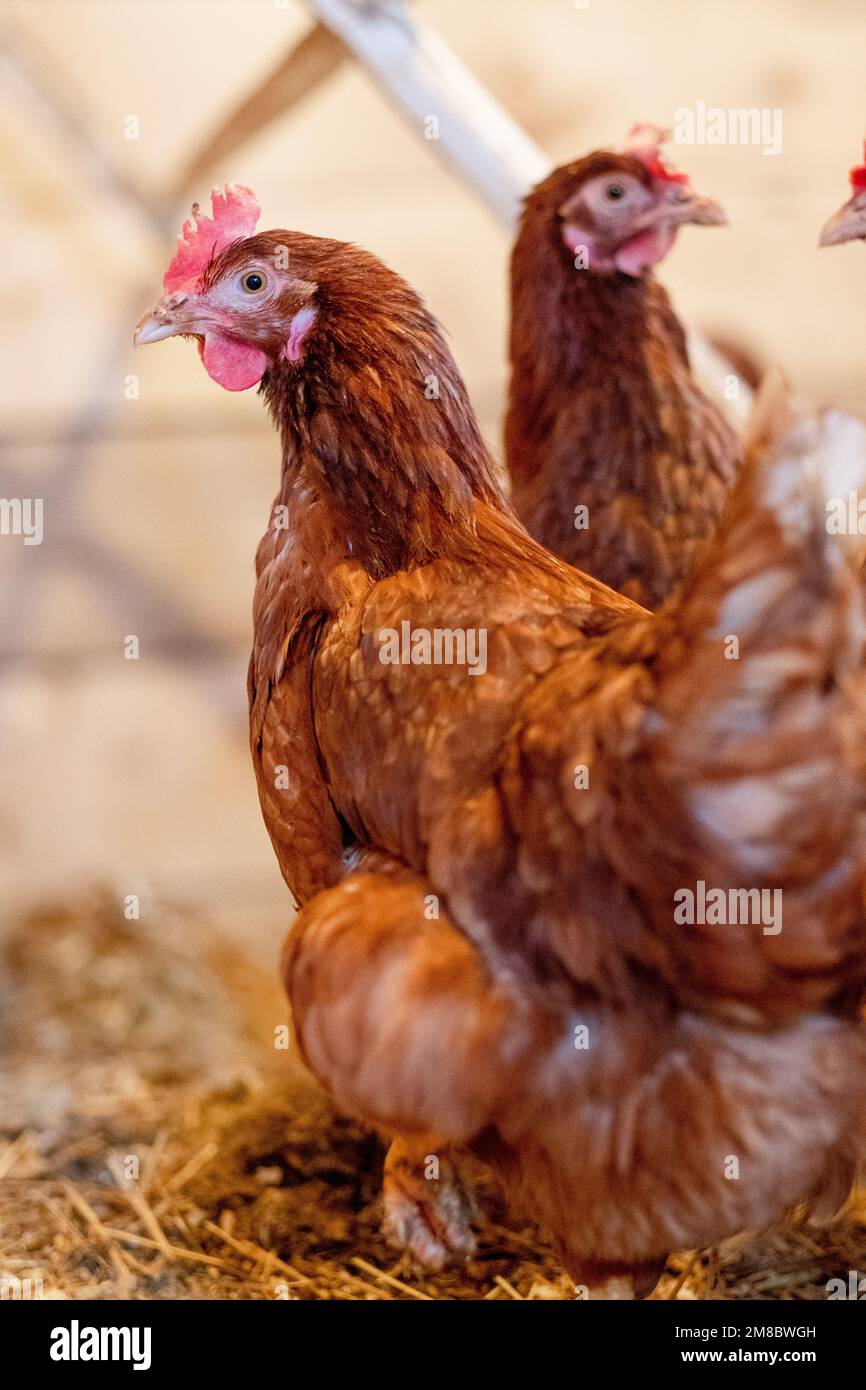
[820, 141, 866, 248]
[136, 188, 866, 1297]
[506, 125, 743, 609]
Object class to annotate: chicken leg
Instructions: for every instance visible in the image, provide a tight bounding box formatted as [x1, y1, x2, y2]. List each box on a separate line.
[281, 861, 542, 1272]
[382, 1135, 478, 1270]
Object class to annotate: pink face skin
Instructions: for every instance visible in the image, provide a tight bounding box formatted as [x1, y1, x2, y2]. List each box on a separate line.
[559, 166, 726, 278]
[135, 256, 318, 391]
[134, 187, 319, 390]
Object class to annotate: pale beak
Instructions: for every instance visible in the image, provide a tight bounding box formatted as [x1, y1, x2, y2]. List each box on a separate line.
[819, 195, 866, 247]
[134, 291, 203, 347]
[633, 185, 726, 237]
[663, 187, 727, 228]
[134, 315, 179, 345]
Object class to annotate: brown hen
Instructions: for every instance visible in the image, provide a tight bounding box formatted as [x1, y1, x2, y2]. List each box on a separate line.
[136, 189, 866, 1297]
[506, 126, 743, 609]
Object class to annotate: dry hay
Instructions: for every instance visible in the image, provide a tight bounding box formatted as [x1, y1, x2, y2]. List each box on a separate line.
[1, 893, 864, 1301]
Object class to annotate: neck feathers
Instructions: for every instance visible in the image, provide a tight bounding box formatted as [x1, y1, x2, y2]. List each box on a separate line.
[509, 212, 667, 387]
[507, 213, 691, 502]
[262, 280, 505, 579]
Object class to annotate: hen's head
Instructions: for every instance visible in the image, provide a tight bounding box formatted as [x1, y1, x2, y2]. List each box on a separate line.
[524, 124, 726, 278]
[135, 185, 327, 391]
[135, 185, 506, 564]
[819, 141, 866, 248]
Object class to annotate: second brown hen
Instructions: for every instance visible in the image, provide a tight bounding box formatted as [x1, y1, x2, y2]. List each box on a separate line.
[506, 126, 743, 609]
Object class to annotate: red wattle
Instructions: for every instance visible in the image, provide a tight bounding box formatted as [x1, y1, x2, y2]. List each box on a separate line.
[200, 332, 268, 391]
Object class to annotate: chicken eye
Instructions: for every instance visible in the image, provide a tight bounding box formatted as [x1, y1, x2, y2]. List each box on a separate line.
[241, 271, 267, 294]
[604, 182, 627, 202]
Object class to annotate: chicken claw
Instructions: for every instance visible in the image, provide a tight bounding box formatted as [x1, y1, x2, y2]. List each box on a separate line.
[382, 1137, 478, 1271]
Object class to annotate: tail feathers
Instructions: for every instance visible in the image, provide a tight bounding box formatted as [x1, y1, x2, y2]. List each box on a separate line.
[676, 394, 866, 652]
[618, 402, 866, 1019]
[743, 369, 866, 569]
[804, 408, 866, 571]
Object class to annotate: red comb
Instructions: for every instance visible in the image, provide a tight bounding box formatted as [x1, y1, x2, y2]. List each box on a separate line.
[624, 123, 689, 185]
[850, 139, 866, 193]
[164, 184, 261, 293]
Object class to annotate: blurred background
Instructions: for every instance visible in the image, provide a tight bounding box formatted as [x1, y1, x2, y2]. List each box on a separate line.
[2, 0, 865, 1302]
[1, 0, 864, 944]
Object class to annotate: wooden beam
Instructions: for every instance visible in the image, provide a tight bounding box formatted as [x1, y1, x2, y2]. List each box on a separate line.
[305, 0, 549, 227]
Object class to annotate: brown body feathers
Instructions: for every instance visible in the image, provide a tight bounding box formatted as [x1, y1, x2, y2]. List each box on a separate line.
[140, 213, 866, 1294]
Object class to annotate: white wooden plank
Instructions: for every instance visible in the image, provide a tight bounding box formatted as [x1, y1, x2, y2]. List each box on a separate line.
[304, 0, 550, 227]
